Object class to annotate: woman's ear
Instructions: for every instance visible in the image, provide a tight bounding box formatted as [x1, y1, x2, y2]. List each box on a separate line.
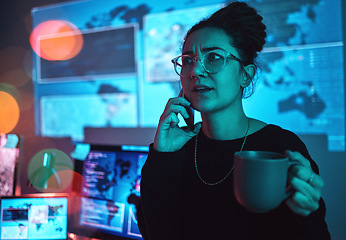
[241, 64, 256, 87]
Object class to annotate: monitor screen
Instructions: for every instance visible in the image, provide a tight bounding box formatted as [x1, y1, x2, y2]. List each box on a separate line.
[70, 144, 148, 239]
[0, 193, 69, 240]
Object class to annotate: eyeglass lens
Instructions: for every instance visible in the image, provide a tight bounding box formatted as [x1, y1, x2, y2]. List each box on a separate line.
[175, 51, 226, 76]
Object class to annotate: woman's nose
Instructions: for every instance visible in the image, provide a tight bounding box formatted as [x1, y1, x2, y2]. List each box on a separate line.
[190, 58, 206, 79]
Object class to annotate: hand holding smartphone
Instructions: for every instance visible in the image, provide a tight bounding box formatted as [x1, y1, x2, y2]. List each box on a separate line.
[178, 89, 194, 131]
[153, 88, 200, 152]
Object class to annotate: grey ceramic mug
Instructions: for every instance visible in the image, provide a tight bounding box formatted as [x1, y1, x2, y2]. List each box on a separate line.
[233, 151, 298, 213]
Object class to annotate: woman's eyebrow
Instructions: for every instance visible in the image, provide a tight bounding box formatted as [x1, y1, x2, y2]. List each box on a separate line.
[182, 47, 225, 55]
[202, 47, 224, 52]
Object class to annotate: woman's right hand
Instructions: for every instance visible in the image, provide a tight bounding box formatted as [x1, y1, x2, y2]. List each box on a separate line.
[153, 96, 202, 152]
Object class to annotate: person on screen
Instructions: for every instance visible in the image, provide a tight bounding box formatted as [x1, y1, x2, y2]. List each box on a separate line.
[137, 2, 330, 239]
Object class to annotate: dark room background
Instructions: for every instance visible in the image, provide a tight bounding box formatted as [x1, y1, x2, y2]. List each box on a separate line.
[1, 0, 346, 239]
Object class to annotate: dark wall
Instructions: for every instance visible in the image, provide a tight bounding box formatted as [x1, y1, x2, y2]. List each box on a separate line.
[1, 0, 70, 138]
[0, 0, 75, 195]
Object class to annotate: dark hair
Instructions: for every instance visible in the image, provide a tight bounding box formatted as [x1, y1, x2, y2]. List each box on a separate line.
[183, 1, 267, 98]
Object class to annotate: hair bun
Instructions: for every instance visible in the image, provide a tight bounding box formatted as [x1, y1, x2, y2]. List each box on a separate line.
[209, 2, 266, 53]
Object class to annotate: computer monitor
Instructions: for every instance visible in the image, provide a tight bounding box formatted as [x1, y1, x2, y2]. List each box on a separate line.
[0, 193, 69, 240]
[70, 144, 148, 239]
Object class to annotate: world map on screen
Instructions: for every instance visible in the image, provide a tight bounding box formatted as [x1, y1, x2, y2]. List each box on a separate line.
[1, 200, 67, 240]
[80, 150, 146, 238]
[36, 0, 344, 151]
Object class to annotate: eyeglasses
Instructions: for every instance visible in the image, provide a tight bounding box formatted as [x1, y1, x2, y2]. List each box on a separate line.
[171, 49, 243, 77]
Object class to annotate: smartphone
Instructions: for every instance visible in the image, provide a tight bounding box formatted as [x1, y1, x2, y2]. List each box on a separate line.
[178, 89, 194, 130]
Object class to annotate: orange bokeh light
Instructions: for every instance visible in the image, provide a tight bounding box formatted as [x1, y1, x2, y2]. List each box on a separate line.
[0, 91, 20, 134]
[30, 20, 83, 61]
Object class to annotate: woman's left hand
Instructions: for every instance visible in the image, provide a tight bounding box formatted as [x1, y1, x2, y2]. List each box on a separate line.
[285, 150, 325, 216]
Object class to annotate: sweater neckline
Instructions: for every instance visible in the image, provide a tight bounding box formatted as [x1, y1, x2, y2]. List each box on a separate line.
[198, 124, 273, 144]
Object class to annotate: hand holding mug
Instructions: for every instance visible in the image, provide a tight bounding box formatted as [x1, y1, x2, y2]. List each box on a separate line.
[233, 151, 301, 213]
[285, 150, 324, 216]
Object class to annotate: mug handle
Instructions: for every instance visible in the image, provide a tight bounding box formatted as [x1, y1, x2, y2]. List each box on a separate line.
[284, 160, 302, 199]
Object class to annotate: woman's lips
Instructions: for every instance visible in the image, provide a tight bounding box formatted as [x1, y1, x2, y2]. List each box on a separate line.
[192, 85, 213, 93]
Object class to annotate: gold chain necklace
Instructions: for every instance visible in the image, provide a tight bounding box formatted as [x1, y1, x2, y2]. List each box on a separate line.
[194, 118, 250, 186]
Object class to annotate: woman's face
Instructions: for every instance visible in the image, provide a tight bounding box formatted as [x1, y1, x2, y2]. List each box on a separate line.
[181, 27, 245, 114]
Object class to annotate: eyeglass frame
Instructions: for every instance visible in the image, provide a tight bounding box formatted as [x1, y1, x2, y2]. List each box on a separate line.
[171, 49, 244, 77]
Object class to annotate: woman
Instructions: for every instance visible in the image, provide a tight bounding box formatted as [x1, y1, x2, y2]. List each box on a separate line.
[137, 2, 330, 239]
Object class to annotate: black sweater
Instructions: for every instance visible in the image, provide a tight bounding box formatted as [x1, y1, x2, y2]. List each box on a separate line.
[138, 124, 330, 240]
